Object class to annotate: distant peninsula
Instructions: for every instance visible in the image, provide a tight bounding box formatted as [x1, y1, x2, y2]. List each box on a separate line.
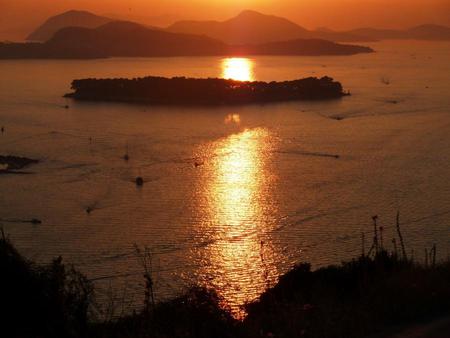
[0, 21, 373, 59]
[65, 76, 348, 105]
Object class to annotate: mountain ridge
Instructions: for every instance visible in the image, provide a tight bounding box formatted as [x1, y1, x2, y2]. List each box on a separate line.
[25, 9, 450, 45]
[1, 20, 373, 59]
[27, 10, 112, 41]
[168, 10, 450, 43]
[167, 10, 369, 44]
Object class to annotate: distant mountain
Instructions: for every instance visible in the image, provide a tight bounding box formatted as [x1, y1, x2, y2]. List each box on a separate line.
[347, 24, 450, 41]
[47, 21, 228, 57]
[406, 24, 450, 40]
[345, 28, 406, 40]
[3, 21, 228, 58]
[27, 10, 112, 42]
[167, 10, 371, 44]
[167, 10, 309, 44]
[23, 9, 450, 46]
[311, 30, 376, 43]
[0, 21, 373, 59]
[168, 10, 450, 43]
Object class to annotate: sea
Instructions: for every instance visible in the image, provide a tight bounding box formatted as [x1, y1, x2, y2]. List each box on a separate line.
[1, 40, 449, 317]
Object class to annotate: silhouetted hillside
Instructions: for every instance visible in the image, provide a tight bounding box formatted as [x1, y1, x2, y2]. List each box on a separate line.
[168, 10, 308, 44]
[25, 9, 450, 47]
[0, 21, 373, 59]
[0, 21, 226, 58]
[167, 10, 371, 44]
[27, 10, 112, 42]
[2, 231, 450, 338]
[47, 21, 228, 57]
[168, 10, 450, 43]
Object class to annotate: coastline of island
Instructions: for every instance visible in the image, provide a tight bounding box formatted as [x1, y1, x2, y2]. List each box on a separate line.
[65, 76, 349, 106]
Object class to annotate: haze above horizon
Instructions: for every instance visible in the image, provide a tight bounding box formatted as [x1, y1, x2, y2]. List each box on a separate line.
[1, 0, 449, 41]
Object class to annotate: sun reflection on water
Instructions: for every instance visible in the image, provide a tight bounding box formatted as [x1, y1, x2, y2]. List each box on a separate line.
[221, 58, 254, 82]
[195, 128, 279, 318]
[224, 113, 241, 125]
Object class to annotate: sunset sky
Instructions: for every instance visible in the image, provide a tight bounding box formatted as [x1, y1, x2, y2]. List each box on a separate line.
[1, 0, 449, 40]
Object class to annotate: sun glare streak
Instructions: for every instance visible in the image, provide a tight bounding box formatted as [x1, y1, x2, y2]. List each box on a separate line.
[195, 128, 279, 318]
[221, 58, 254, 82]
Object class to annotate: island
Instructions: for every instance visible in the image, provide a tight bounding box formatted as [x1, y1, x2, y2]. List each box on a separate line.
[65, 76, 349, 105]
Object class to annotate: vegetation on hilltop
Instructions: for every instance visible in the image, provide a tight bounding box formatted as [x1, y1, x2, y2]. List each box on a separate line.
[1, 216, 449, 338]
[0, 230, 93, 338]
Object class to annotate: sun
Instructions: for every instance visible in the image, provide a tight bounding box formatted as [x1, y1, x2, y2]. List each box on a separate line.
[221, 57, 254, 81]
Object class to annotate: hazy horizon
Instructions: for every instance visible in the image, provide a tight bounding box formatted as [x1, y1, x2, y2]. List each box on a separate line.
[1, 0, 450, 41]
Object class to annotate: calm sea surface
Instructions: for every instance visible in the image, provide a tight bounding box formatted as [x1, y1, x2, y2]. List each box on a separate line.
[1, 41, 450, 316]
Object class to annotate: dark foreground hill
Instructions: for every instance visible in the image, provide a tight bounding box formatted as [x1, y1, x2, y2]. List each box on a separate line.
[65, 76, 348, 105]
[27, 10, 112, 42]
[2, 224, 450, 338]
[0, 21, 373, 59]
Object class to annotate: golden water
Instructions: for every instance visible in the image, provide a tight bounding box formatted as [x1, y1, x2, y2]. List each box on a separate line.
[1, 41, 450, 316]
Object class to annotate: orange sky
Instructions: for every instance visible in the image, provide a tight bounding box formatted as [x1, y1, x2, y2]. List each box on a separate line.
[1, 0, 449, 40]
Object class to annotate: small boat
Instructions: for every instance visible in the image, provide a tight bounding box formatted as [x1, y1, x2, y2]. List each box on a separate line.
[135, 177, 144, 186]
